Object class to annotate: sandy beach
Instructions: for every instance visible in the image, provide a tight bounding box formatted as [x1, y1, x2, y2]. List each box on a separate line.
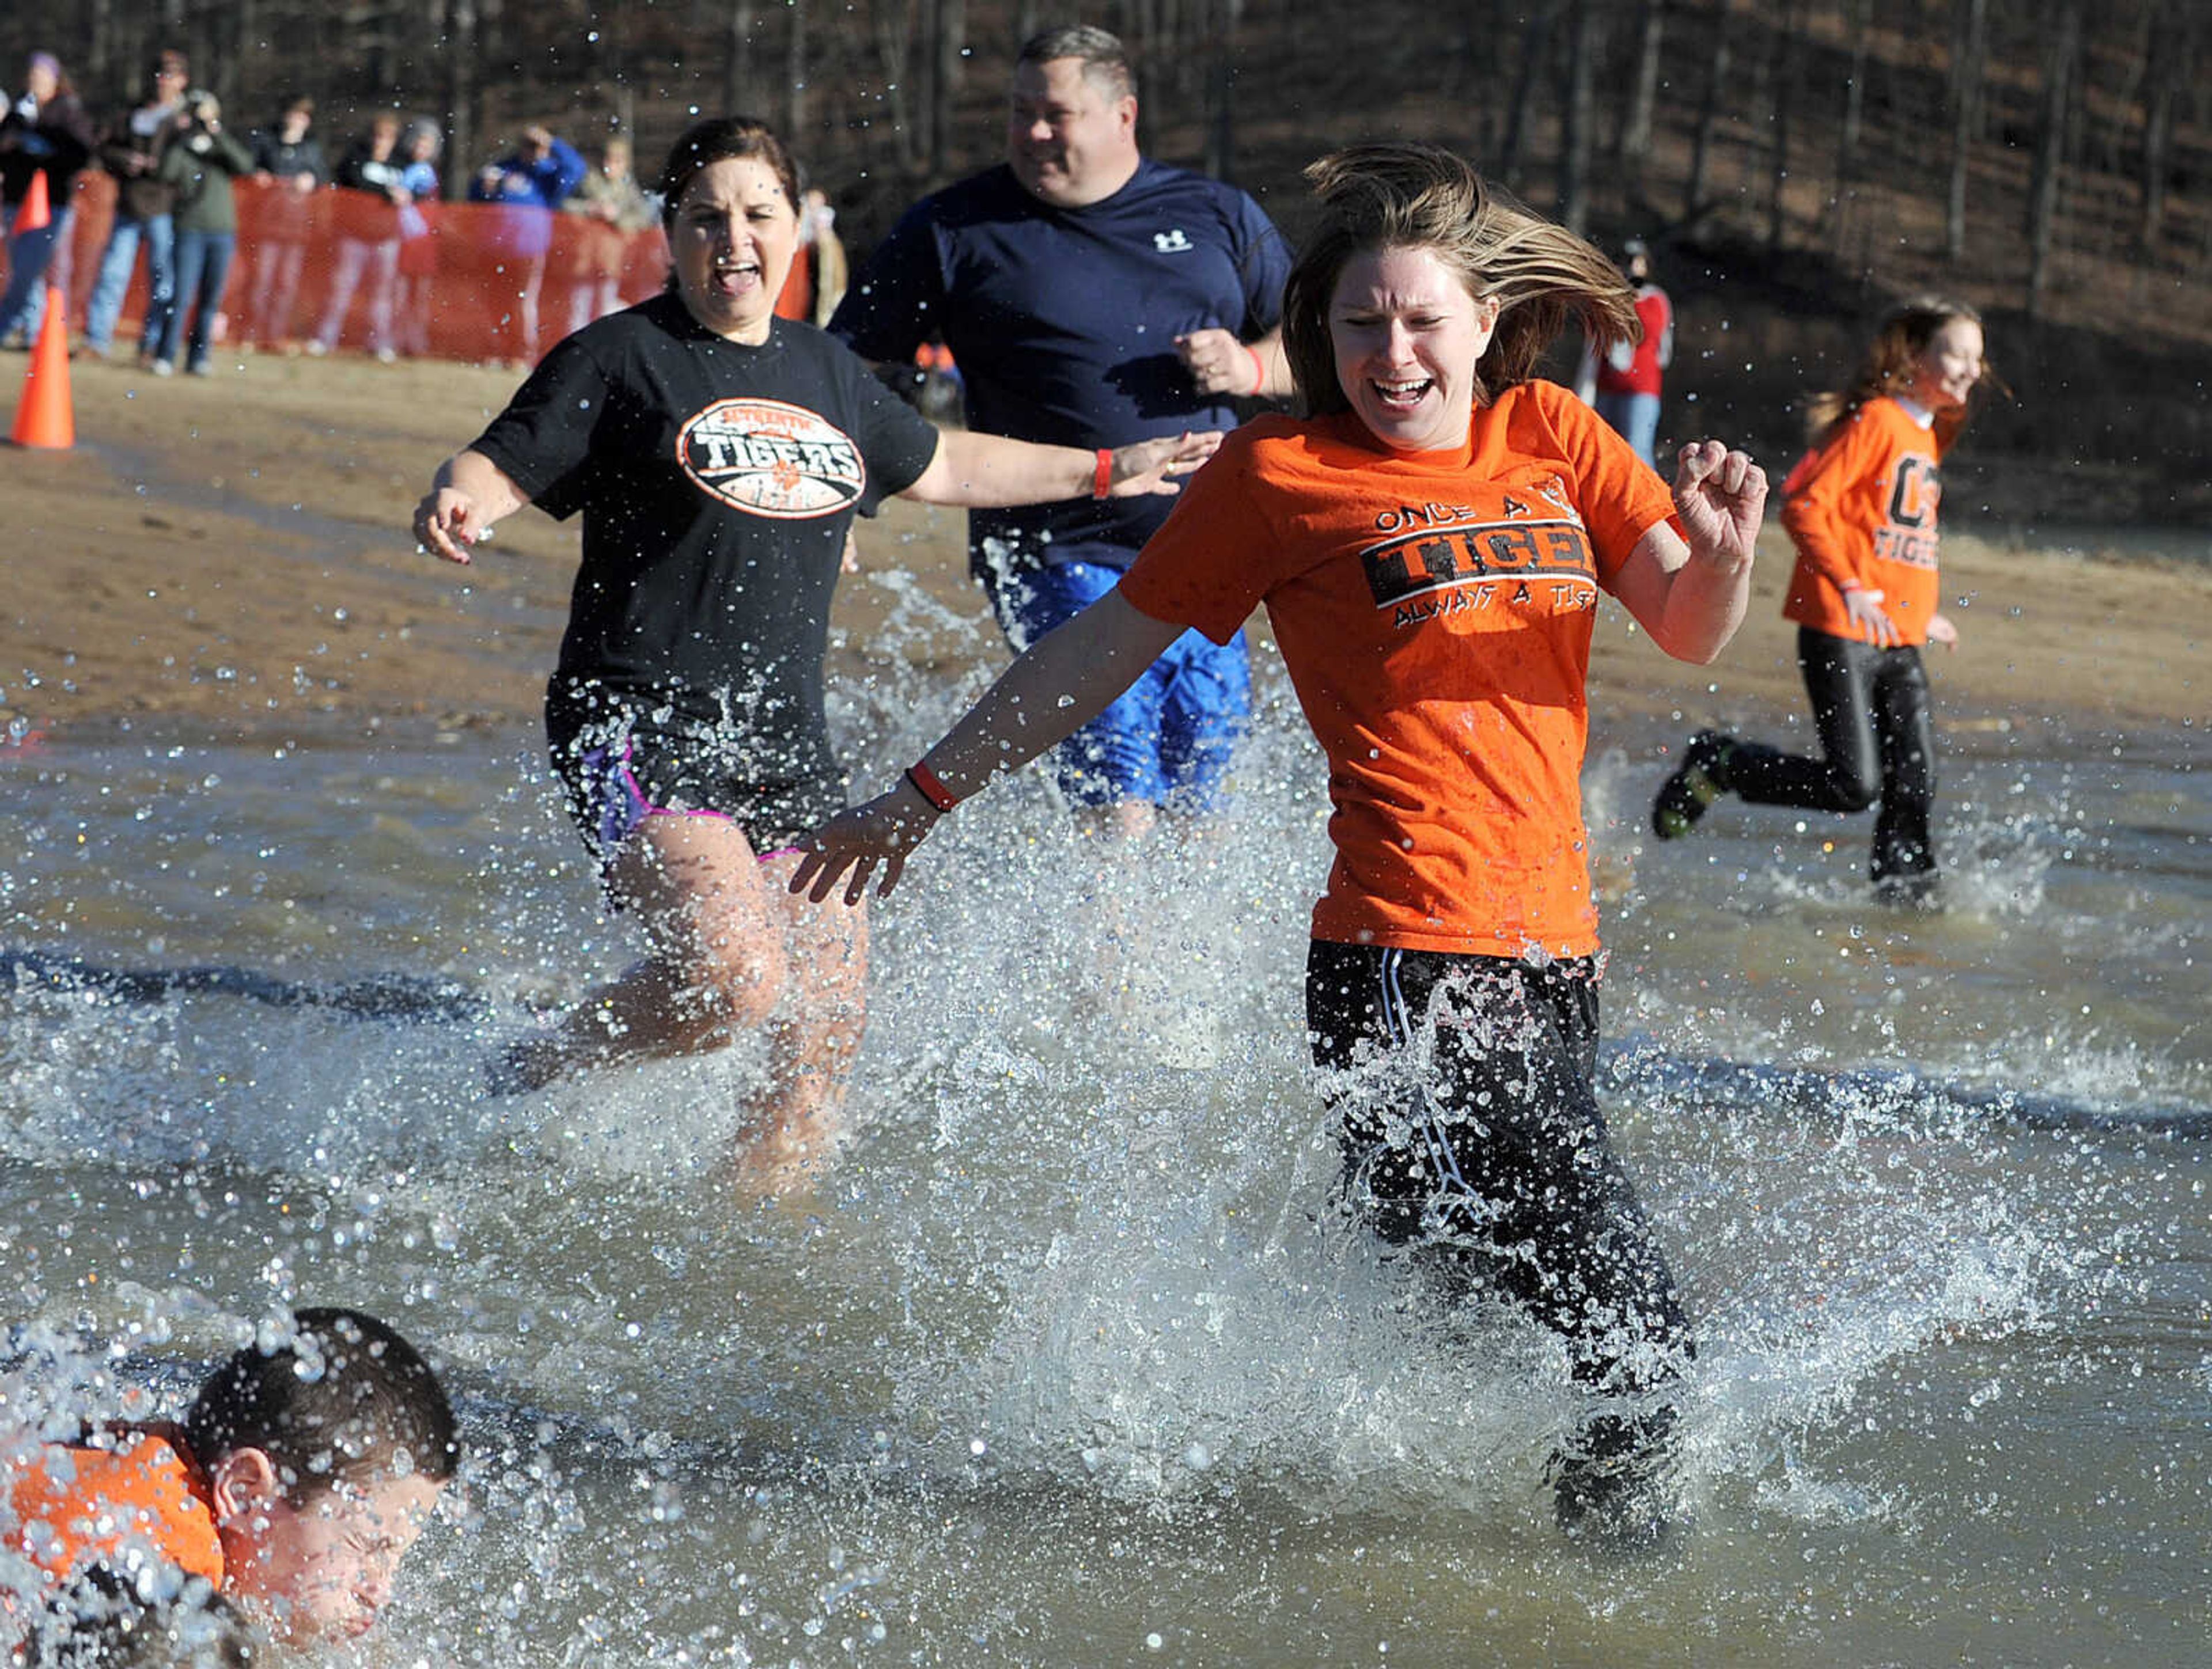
[3, 354, 2205, 748]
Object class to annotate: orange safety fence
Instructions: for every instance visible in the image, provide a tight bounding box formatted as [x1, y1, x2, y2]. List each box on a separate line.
[16, 173, 672, 365]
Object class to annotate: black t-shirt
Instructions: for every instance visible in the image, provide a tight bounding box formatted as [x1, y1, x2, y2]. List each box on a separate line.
[472, 293, 940, 771]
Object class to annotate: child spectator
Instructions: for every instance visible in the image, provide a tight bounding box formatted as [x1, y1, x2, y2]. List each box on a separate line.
[241, 96, 325, 351]
[558, 133, 654, 339]
[3, 1306, 459, 1648]
[310, 113, 410, 361]
[393, 119, 443, 358]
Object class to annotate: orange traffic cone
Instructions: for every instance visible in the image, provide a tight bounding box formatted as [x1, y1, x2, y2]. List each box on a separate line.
[9, 285, 75, 450]
[15, 169, 50, 234]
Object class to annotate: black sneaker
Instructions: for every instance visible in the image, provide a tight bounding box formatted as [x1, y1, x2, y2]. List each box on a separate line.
[1551, 1408, 1681, 1553]
[1650, 730, 1732, 841]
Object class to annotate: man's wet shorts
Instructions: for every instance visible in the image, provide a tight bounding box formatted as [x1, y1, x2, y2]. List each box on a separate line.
[984, 556, 1251, 809]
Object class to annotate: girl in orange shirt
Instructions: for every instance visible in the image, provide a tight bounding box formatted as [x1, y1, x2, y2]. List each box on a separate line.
[1651, 298, 1996, 902]
[794, 143, 1767, 1548]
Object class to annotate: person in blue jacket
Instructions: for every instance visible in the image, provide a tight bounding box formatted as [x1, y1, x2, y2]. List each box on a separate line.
[469, 121, 585, 364]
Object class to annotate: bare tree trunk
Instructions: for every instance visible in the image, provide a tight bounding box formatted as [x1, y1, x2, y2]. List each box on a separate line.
[1832, 0, 1870, 221]
[1618, 0, 1666, 185]
[930, 0, 966, 177]
[1500, 0, 1558, 193]
[2027, 0, 2082, 317]
[724, 0, 756, 119]
[1944, 0, 1987, 263]
[2138, 0, 2190, 252]
[1202, 0, 1245, 181]
[1558, 0, 1597, 232]
[786, 0, 809, 140]
[446, 0, 480, 198]
[1687, 0, 1734, 219]
[1764, 0, 1796, 248]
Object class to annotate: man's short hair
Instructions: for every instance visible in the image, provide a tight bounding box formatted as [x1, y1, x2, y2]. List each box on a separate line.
[1016, 25, 1136, 102]
[182, 1308, 459, 1500]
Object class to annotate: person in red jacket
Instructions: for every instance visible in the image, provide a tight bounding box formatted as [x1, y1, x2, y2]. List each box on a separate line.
[1650, 296, 1996, 903]
[1574, 237, 1672, 466]
[3, 1307, 459, 1653]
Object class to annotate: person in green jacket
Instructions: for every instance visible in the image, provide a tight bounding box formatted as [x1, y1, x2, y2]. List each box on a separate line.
[154, 88, 253, 375]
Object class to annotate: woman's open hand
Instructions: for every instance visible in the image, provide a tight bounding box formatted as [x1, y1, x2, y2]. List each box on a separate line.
[413, 487, 496, 564]
[790, 782, 942, 906]
[1106, 430, 1224, 497]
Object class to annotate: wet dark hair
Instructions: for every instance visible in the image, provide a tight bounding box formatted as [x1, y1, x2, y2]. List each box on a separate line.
[657, 116, 800, 236]
[27, 1571, 260, 1669]
[182, 1307, 458, 1501]
[1282, 142, 1638, 415]
[1016, 24, 1136, 101]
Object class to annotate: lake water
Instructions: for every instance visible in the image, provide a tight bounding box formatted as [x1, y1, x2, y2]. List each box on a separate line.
[1, 598, 2206, 1667]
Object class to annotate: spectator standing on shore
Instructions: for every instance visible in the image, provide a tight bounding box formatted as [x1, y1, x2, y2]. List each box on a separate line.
[82, 50, 189, 364]
[153, 90, 252, 376]
[393, 117, 443, 357]
[560, 133, 654, 337]
[242, 95, 325, 351]
[831, 25, 1293, 833]
[312, 113, 411, 361]
[469, 122, 585, 365]
[0, 51, 96, 348]
[1574, 237, 1673, 467]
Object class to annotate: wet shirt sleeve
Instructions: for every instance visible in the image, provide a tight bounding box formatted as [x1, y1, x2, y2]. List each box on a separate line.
[469, 336, 617, 520]
[826, 202, 944, 366]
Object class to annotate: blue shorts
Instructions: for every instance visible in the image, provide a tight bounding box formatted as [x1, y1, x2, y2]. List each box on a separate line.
[984, 557, 1251, 810]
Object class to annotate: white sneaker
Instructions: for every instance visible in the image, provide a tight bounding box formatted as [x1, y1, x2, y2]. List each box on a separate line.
[374, 347, 397, 365]
[151, 359, 175, 377]
[304, 339, 329, 357]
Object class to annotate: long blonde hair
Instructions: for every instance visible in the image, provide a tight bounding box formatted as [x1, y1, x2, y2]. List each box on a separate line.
[1806, 295, 1997, 442]
[1282, 143, 1640, 414]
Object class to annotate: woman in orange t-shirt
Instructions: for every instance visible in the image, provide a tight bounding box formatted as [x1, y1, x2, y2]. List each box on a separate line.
[1650, 298, 1996, 902]
[796, 145, 1766, 1547]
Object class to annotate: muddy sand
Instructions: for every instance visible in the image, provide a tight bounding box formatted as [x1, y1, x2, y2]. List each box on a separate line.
[3, 354, 2204, 753]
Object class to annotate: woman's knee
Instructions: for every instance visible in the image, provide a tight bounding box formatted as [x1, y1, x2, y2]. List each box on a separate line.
[691, 932, 789, 1027]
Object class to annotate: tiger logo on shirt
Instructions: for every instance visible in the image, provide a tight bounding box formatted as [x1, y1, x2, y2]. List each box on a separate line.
[1359, 479, 1599, 628]
[1873, 453, 1941, 569]
[676, 398, 866, 519]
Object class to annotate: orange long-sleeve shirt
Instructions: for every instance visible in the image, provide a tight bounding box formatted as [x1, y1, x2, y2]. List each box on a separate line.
[4, 1428, 226, 1592]
[1779, 396, 1948, 646]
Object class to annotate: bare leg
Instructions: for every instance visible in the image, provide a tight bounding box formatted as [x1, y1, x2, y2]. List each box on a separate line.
[499, 817, 870, 1196]
[740, 853, 870, 1203]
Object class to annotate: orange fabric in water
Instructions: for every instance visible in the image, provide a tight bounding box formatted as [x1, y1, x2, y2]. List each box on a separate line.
[1779, 396, 1948, 646]
[4, 1429, 225, 1590]
[1119, 379, 1678, 959]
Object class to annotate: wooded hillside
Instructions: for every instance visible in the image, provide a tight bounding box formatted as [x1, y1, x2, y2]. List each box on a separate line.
[12, 0, 2208, 519]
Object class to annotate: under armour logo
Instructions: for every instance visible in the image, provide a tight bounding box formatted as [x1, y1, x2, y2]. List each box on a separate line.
[1153, 229, 1194, 253]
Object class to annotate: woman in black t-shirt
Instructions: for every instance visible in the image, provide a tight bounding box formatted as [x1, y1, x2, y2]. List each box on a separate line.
[413, 117, 1214, 1199]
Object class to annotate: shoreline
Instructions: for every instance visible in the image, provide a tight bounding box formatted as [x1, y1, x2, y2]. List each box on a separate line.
[3, 356, 2206, 752]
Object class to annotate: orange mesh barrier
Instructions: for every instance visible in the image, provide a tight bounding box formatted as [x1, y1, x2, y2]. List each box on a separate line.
[47, 173, 669, 365]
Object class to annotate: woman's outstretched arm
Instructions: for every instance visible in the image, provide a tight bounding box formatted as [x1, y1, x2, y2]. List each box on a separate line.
[790, 591, 1185, 905]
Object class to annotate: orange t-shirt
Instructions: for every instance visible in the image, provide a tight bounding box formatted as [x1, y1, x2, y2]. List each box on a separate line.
[1118, 379, 1677, 959]
[4, 1428, 226, 1591]
[1779, 396, 1947, 645]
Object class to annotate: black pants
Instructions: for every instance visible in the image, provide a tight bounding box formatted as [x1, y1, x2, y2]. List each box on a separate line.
[1306, 941, 1691, 1398]
[1726, 625, 1937, 887]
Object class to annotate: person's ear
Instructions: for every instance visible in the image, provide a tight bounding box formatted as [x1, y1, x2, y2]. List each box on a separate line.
[210, 1447, 283, 1522]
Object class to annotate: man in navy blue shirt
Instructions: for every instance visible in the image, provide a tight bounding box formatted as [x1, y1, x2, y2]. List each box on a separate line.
[832, 25, 1292, 832]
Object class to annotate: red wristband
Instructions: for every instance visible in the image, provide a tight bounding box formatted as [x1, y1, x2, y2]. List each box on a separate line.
[905, 761, 960, 814]
[1243, 343, 1266, 395]
[1093, 447, 1113, 500]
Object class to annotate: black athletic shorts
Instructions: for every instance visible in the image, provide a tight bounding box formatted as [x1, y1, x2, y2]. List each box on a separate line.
[544, 680, 844, 878]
